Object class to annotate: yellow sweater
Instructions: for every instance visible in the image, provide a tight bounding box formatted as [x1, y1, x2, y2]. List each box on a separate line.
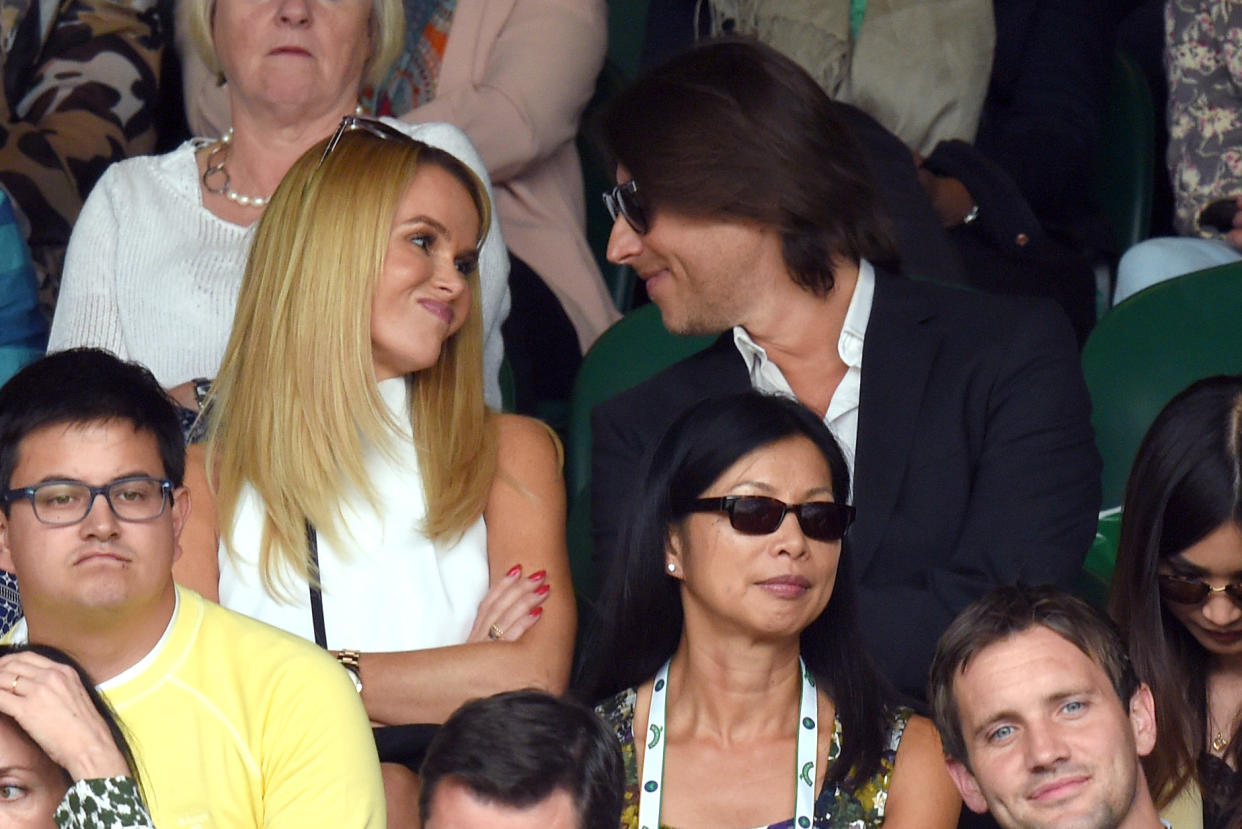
[19, 587, 385, 827]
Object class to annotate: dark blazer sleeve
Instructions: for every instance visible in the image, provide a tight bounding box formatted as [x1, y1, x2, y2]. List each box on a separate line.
[853, 289, 1100, 700]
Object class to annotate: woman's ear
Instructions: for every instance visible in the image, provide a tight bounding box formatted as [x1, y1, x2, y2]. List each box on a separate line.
[665, 527, 686, 579]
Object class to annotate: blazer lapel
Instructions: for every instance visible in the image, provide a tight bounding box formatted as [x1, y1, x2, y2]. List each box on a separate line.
[849, 273, 943, 571]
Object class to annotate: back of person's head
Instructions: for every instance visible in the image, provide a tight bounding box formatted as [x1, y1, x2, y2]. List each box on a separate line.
[0, 644, 144, 795]
[211, 125, 497, 597]
[600, 38, 896, 294]
[0, 349, 185, 500]
[579, 391, 891, 788]
[418, 690, 623, 829]
[929, 584, 1139, 765]
[1108, 374, 1242, 806]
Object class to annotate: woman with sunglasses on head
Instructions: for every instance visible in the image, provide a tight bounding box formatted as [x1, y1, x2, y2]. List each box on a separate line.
[177, 121, 574, 825]
[47, 0, 512, 409]
[578, 392, 959, 828]
[1110, 374, 1242, 829]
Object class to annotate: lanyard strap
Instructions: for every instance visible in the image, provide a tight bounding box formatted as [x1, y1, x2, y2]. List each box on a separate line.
[850, 0, 867, 39]
[637, 657, 818, 828]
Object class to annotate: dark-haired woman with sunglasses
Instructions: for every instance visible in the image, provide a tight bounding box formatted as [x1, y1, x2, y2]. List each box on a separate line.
[577, 392, 958, 828]
[1110, 374, 1242, 829]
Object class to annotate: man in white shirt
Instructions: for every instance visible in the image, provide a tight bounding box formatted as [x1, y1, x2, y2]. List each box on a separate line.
[590, 39, 1101, 702]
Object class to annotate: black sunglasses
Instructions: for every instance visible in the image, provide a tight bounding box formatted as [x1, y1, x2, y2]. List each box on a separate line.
[1158, 574, 1242, 608]
[320, 115, 412, 165]
[602, 180, 649, 235]
[685, 495, 855, 542]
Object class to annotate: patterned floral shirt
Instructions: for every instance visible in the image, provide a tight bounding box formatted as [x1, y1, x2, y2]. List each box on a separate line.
[596, 688, 913, 829]
[0, 0, 163, 311]
[55, 777, 154, 828]
[1167, 0, 1242, 236]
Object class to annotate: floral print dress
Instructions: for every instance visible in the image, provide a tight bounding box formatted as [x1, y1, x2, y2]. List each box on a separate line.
[596, 689, 912, 829]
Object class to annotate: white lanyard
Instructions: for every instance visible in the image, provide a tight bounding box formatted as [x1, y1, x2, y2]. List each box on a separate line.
[637, 657, 818, 829]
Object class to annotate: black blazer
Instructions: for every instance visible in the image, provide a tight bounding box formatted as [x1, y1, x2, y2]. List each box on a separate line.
[590, 270, 1101, 701]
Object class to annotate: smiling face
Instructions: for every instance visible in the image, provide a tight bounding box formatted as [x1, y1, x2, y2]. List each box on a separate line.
[370, 163, 481, 382]
[668, 435, 842, 640]
[0, 717, 67, 828]
[212, 0, 372, 118]
[604, 168, 786, 336]
[0, 421, 187, 627]
[1159, 521, 1242, 662]
[946, 626, 1157, 829]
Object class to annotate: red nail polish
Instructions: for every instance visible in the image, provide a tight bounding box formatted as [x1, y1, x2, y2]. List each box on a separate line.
[535, 584, 550, 596]
[506, 564, 521, 578]
[529, 607, 543, 618]
[527, 570, 546, 582]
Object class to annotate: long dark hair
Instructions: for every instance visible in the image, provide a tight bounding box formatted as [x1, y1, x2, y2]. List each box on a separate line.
[577, 392, 894, 787]
[1108, 374, 1242, 813]
[0, 644, 145, 797]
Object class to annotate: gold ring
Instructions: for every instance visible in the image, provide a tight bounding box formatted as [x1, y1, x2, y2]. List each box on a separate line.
[488, 624, 504, 641]
[9, 674, 18, 695]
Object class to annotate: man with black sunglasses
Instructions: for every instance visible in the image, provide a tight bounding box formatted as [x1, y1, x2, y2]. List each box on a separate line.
[0, 349, 385, 826]
[590, 40, 1101, 705]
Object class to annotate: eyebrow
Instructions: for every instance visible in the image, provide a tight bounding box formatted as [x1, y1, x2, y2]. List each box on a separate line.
[23, 471, 156, 487]
[730, 481, 836, 499]
[1165, 556, 1242, 580]
[395, 214, 452, 239]
[970, 688, 1098, 739]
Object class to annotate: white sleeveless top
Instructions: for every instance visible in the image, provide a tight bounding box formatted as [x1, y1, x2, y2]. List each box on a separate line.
[218, 377, 489, 651]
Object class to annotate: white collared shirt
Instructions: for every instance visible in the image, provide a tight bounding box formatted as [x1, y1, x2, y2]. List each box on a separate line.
[732, 259, 875, 484]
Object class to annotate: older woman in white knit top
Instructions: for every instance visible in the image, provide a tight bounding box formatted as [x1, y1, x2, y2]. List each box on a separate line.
[47, 0, 510, 405]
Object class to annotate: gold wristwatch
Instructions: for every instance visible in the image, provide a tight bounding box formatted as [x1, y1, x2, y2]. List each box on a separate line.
[337, 649, 363, 694]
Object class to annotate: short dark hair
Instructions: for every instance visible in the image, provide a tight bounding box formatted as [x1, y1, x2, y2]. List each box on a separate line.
[577, 392, 894, 789]
[419, 690, 624, 829]
[0, 349, 186, 507]
[928, 584, 1139, 764]
[601, 38, 897, 295]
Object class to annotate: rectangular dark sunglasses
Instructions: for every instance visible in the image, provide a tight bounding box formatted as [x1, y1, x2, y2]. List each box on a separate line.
[602, 180, 649, 234]
[1158, 574, 1242, 608]
[685, 495, 855, 542]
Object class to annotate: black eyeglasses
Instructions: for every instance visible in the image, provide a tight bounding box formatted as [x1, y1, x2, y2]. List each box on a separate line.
[1, 476, 174, 526]
[684, 496, 855, 542]
[602, 180, 649, 235]
[320, 115, 412, 165]
[1158, 574, 1242, 608]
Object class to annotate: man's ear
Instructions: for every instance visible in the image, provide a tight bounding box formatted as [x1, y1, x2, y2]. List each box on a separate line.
[945, 757, 989, 815]
[1129, 683, 1158, 757]
[0, 510, 14, 572]
[169, 486, 192, 564]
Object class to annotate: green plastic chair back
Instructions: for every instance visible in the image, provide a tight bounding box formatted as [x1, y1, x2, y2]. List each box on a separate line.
[606, 0, 650, 80]
[1078, 511, 1122, 610]
[1093, 49, 1155, 253]
[564, 304, 715, 601]
[1082, 261, 1242, 511]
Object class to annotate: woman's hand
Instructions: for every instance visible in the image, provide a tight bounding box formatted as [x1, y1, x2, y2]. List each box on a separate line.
[466, 564, 551, 644]
[0, 652, 130, 780]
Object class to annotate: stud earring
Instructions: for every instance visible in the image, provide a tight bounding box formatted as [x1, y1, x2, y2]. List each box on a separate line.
[667, 562, 676, 573]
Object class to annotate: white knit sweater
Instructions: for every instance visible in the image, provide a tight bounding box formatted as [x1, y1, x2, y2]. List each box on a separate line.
[49, 121, 510, 405]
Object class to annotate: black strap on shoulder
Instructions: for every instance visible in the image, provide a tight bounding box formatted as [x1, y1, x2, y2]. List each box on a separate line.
[306, 521, 328, 649]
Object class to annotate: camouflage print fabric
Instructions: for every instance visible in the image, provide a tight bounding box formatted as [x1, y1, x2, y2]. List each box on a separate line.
[55, 777, 155, 828]
[598, 687, 913, 829]
[0, 0, 162, 314]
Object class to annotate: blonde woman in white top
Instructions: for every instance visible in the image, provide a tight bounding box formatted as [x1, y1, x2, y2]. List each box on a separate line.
[177, 120, 573, 825]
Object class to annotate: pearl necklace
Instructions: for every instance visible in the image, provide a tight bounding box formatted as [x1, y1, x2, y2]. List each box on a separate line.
[201, 129, 270, 208]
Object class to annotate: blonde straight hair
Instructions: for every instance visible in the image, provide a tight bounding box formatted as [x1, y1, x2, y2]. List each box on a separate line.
[209, 130, 497, 597]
